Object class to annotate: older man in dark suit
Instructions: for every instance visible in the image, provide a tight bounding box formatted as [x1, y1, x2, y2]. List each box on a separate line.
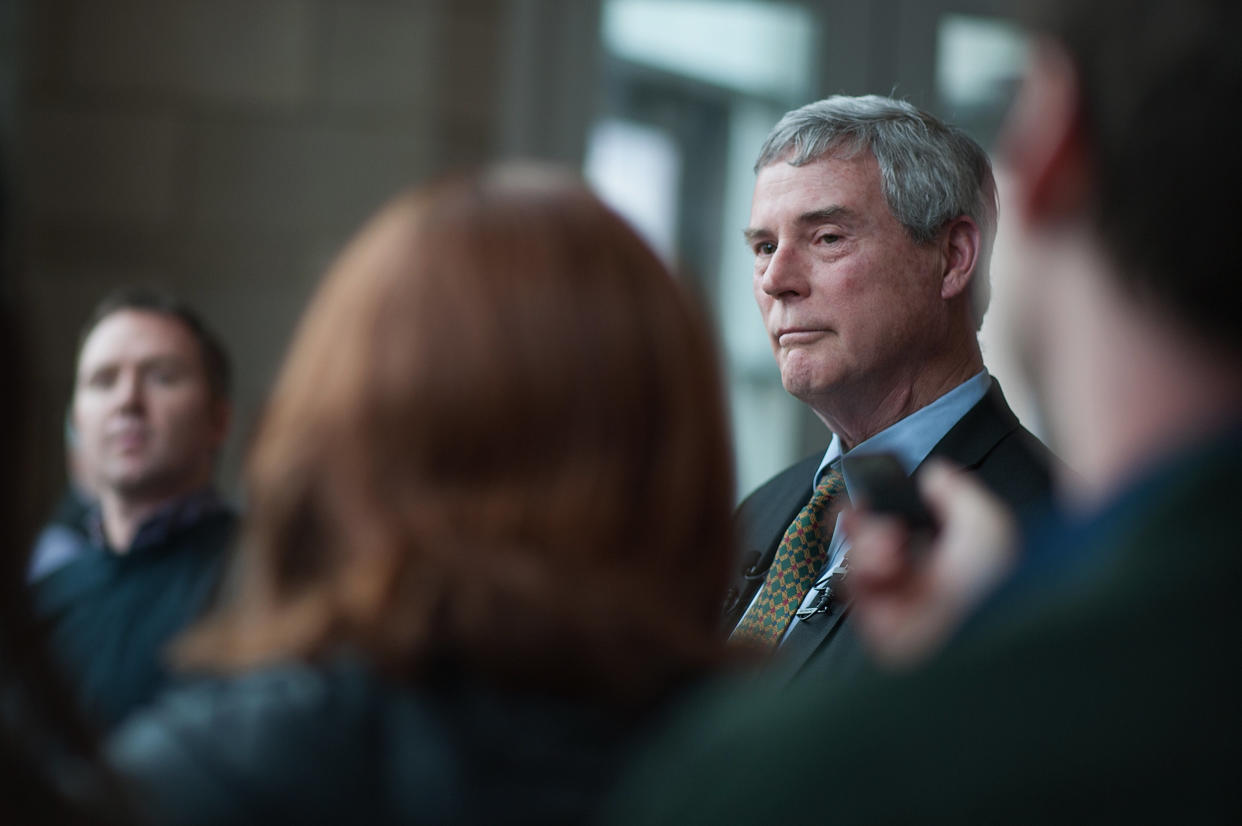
[726, 95, 1054, 682]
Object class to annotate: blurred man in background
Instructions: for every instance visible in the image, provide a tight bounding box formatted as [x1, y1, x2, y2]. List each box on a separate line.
[725, 95, 1054, 683]
[32, 288, 237, 730]
[611, 0, 1242, 820]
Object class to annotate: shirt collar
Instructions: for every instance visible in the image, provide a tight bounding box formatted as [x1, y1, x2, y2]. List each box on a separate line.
[815, 371, 992, 491]
[87, 488, 227, 555]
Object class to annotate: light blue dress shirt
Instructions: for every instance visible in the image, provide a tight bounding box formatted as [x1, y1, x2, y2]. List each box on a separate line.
[735, 371, 992, 643]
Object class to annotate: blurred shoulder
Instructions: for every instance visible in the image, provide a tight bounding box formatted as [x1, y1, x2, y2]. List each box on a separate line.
[109, 658, 459, 825]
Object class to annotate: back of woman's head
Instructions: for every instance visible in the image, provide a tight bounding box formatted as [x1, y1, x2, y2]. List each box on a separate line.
[179, 166, 735, 700]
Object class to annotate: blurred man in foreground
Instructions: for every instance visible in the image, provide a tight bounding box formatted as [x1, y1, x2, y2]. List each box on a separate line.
[610, 0, 1242, 820]
[32, 288, 237, 730]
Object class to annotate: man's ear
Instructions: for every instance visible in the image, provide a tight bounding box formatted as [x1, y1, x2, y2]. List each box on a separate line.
[1001, 39, 1091, 223]
[940, 216, 980, 301]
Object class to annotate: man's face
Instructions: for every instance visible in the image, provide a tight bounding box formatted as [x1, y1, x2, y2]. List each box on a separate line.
[747, 151, 948, 412]
[72, 310, 226, 502]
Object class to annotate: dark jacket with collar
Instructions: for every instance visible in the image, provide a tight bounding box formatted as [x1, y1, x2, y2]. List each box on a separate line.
[32, 506, 236, 731]
[722, 381, 1057, 685]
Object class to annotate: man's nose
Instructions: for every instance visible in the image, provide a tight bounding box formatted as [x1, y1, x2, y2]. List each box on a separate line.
[758, 244, 808, 299]
[115, 370, 145, 411]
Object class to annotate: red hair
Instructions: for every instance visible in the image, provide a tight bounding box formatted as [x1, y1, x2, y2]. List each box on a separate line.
[177, 167, 736, 700]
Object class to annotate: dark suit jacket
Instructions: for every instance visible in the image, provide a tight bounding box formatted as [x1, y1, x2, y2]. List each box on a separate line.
[722, 381, 1056, 684]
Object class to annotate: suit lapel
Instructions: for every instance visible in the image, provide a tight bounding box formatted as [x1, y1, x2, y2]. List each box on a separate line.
[724, 453, 822, 627]
[921, 381, 1021, 472]
[777, 381, 1023, 680]
[772, 588, 853, 684]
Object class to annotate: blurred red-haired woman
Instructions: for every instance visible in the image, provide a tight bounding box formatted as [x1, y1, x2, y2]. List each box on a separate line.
[109, 166, 736, 824]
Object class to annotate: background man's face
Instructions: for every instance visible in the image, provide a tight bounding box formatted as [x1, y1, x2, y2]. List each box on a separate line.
[72, 310, 224, 502]
[747, 151, 946, 410]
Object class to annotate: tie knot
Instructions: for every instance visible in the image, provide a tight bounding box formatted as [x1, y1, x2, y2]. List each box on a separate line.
[812, 465, 846, 505]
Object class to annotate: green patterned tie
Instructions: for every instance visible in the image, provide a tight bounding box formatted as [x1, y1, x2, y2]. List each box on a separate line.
[732, 466, 847, 648]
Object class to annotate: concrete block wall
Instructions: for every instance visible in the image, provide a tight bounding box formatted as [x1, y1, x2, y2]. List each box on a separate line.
[13, 0, 600, 511]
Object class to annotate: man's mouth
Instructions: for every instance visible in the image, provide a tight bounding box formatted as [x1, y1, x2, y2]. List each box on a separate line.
[775, 327, 829, 345]
[107, 428, 149, 453]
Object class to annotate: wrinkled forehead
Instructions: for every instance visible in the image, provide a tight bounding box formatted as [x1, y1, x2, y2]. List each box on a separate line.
[750, 150, 886, 220]
[76, 309, 205, 377]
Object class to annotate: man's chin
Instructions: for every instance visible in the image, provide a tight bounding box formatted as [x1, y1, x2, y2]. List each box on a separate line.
[780, 373, 833, 406]
[104, 467, 172, 500]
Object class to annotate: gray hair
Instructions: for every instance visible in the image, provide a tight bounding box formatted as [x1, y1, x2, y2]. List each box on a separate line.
[755, 95, 997, 329]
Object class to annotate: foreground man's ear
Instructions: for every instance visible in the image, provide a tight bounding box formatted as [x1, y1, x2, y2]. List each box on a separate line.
[1001, 39, 1091, 224]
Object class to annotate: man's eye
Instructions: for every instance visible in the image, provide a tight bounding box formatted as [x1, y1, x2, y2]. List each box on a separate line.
[86, 369, 116, 389]
[817, 233, 841, 245]
[150, 367, 184, 385]
[755, 241, 776, 256]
